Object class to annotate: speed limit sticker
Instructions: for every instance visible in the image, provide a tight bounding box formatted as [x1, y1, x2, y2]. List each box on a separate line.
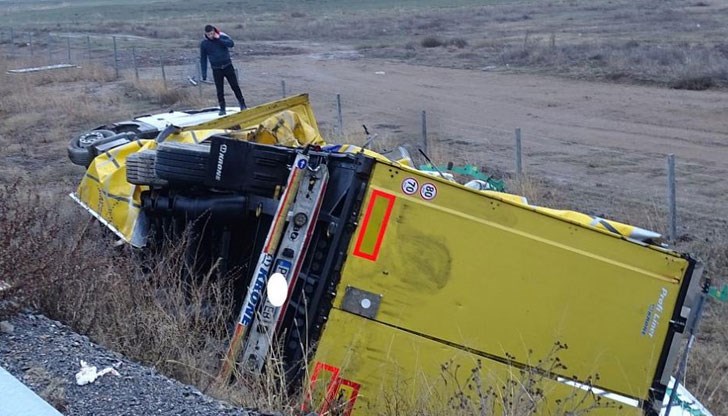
[420, 183, 437, 200]
[401, 177, 419, 195]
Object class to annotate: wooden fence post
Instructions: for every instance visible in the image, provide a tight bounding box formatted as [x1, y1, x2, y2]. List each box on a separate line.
[515, 128, 523, 176]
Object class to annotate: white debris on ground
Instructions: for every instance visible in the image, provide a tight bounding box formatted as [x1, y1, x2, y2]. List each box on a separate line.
[75, 360, 121, 386]
[7, 64, 79, 74]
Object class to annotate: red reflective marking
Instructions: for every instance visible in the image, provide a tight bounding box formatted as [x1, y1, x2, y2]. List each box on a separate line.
[339, 378, 362, 416]
[303, 362, 361, 415]
[352, 189, 395, 262]
[303, 362, 340, 412]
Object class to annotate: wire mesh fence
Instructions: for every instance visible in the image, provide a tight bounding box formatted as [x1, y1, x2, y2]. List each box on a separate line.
[2, 29, 726, 241]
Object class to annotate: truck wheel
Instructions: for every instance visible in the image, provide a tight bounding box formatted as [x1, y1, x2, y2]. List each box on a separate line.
[155, 142, 211, 185]
[127, 150, 167, 186]
[67, 129, 115, 166]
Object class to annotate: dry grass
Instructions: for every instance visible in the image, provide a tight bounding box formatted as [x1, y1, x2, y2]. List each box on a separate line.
[122, 78, 200, 107]
[22, 366, 68, 412]
[0, 180, 234, 391]
[497, 40, 728, 89]
[0, 59, 118, 133]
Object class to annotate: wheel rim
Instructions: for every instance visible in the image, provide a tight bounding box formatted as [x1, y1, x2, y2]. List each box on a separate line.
[78, 131, 104, 147]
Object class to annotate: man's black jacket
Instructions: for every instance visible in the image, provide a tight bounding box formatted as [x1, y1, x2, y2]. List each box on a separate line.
[200, 34, 234, 80]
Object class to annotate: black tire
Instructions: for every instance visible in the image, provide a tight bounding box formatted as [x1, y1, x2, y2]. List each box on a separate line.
[127, 150, 167, 186]
[155, 142, 211, 185]
[67, 129, 115, 166]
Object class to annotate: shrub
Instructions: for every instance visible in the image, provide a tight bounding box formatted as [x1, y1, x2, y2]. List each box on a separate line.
[421, 36, 444, 48]
[670, 75, 715, 90]
[125, 80, 198, 107]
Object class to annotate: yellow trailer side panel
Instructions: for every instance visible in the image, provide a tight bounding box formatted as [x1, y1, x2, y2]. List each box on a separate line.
[331, 162, 689, 402]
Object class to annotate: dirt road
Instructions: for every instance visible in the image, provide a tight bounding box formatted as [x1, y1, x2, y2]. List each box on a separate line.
[234, 45, 727, 239]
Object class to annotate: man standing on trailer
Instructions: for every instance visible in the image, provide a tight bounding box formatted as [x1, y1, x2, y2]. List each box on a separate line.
[200, 24, 248, 115]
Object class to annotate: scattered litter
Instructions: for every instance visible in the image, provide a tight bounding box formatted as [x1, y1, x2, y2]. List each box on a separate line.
[7, 64, 79, 74]
[75, 360, 120, 386]
[187, 76, 198, 86]
[0, 280, 10, 292]
[374, 71, 385, 75]
[464, 179, 498, 191]
[481, 65, 497, 71]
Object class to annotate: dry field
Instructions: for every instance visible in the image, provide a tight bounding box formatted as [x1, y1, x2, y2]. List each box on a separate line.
[1, 0, 727, 414]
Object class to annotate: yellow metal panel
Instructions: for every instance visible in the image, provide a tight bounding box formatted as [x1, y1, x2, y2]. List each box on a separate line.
[313, 309, 641, 415]
[75, 140, 152, 241]
[335, 162, 689, 401]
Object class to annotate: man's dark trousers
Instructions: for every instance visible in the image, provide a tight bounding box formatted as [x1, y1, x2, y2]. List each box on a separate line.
[212, 65, 245, 110]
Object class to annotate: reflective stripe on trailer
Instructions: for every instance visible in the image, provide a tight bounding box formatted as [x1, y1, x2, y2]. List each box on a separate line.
[352, 189, 395, 262]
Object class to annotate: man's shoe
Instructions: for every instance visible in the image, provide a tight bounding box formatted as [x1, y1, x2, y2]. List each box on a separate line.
[218, 109, 225, 116]
[239, 102, 247, 110]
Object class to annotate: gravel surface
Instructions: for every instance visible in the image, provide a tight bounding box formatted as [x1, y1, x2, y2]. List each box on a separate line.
[0, 313, 255, 416]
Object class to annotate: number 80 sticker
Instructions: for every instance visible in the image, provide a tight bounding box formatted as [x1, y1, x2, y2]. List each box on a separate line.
[420, 183, 437, 200]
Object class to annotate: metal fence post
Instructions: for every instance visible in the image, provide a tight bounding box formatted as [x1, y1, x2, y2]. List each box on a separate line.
[161, 58, 167, 90]
[197, 61, 203, 97]
[66, 36, 71, 62]
[281, 80, 287, 98]
[28, 32, 33, 57]
[86, 35, 91, 61]
[667, 154, 677, 243]
[132, 47, 139, 81]
[336, 93, 343, 136]
[421, 110, 428, 155]
[515, 128, 523, 176]
[5, 29, 11, 59]
[112, 36, 119, 79]
[48, 34, 53, 63]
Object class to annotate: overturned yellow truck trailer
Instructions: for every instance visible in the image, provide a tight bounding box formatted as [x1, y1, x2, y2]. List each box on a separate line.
[69, 95, 707, 416]
[306, 161, 700, 415]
